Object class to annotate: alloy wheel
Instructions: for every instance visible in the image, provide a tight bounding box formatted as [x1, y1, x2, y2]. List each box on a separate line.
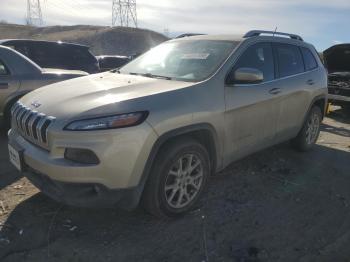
[164, 153, 203, 209]
[305, 111, 320, 144]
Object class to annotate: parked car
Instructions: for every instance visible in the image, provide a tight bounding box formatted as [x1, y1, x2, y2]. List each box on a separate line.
[97, 55, 131, 72]
[0, 45, 88, 129]
[323, 44, 350, 112]
[0, 39, 99, 74]
[8, 30, 327, 217]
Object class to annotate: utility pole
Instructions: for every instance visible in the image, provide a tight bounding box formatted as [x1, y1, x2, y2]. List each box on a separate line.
[112, 0, 137, 28]
[27, 0, 43, 26]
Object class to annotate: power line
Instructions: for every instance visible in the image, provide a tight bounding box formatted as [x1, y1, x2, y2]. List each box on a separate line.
[27, 0, 43, 26]
[112, 0, 137, 28]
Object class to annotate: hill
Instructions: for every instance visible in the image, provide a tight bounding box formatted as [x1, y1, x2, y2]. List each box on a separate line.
[0, 23, 168, 56]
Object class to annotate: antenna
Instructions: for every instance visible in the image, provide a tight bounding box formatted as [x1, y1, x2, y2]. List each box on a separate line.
[112, 0, 138, 27]
[26, 0, 43, 26]
[273, 27, 278, 37]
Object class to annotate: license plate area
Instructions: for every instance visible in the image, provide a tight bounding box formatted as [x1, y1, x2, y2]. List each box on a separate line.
[8, 143, 24, 171]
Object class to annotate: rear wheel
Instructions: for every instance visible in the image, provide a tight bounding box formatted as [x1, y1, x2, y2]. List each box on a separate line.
[142, 137, 210, 218]
[291, 106, 322, 152]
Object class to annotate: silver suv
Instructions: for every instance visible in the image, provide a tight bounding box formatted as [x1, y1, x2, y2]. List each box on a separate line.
[8, 31, 328, 217]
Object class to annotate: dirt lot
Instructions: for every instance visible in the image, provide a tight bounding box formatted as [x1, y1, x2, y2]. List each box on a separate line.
[0, 109, 349, 262]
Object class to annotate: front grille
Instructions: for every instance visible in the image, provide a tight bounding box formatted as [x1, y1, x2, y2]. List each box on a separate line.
[11, 102, 55, 146]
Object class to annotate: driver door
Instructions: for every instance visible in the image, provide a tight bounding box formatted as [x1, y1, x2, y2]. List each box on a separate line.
[223, 42, 281, 165]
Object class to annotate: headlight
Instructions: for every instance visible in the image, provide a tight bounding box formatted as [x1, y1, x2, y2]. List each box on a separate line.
[64, 111, 148, 131]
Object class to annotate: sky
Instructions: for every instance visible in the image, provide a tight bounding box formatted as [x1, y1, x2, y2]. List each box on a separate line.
[0, 0, 350, 51]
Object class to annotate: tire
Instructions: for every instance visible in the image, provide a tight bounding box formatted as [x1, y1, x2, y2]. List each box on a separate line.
[142, 137, 210, 218]
[291, 106, 322, 152]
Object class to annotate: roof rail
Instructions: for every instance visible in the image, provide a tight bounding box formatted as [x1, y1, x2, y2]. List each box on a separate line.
[244, 30, 304, 41]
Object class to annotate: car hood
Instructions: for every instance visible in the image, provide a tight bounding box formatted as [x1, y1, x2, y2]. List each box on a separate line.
[20, 72, 194, 120]
[323, 44, 350, 73]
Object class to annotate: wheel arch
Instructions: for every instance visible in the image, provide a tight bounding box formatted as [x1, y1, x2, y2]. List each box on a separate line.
[147, 123, 221, 176]
[305, 94, 327, 122]
[127, 123, 221, 209]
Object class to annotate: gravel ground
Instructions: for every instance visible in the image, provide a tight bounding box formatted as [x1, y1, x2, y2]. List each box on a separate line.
[0, 109, 349, 262]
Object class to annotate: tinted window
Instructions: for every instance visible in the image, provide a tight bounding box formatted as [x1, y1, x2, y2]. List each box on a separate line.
[276, 44, 304, 77]
[28, 43, 95, 68]
[99, 57, 130, 69]
[233, 42, 275, 82]
[301, 47, 318, 71]
[0, 60, 9, 75]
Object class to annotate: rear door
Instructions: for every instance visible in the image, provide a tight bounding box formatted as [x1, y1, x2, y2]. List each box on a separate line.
[273, 43, 316, 140]
[224, 42, 280, 164]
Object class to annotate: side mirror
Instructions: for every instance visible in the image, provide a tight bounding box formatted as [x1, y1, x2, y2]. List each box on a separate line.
[227, 67, 264, 85]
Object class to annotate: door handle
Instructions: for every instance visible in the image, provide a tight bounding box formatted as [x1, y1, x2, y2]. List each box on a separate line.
[269, 88, 282, 95]
[307, 79, 315, 85]
[0, 83, 9, 89]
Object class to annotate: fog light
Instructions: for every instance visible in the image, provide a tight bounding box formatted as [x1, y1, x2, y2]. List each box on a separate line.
[64, 148, 100, 165]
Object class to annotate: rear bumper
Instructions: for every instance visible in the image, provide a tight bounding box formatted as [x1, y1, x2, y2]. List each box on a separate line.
[24, 169, 141, 209]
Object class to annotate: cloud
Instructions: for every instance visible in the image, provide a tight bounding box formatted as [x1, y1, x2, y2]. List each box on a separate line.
[0, 0, 350, 50]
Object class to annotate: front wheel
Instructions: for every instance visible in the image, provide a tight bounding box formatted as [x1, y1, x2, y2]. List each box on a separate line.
[291, 106, 322, 152]
[142, 138, 210, 218]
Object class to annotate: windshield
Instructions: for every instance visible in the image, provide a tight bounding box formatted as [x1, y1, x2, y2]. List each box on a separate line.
[120, 40, 238, 82]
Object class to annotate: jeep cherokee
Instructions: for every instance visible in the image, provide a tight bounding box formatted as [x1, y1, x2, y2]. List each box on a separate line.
[8, 30, 328, 217]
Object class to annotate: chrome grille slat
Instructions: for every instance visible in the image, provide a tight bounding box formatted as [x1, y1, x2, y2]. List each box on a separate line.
[11, 102, 55, 147]
[21, 110, 32, 131]
[11, 103, 20, 116]
[36, 117, 48, 144]
[16, 107, 27, 128]
[13, 105, 21, 118]
[28, 111, 38, 137]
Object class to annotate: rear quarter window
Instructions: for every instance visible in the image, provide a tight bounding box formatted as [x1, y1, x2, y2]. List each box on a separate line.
[301, 47, 318, 71]
[275, 43, 304, 78]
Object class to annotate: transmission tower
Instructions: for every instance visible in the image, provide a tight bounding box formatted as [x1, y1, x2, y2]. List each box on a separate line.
[112, 0, 137, 28]
[27, 0, 43, 26]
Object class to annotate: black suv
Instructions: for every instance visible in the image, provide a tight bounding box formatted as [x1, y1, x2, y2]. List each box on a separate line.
[0, 39, 99, 74]
[96, 55, 131, 72]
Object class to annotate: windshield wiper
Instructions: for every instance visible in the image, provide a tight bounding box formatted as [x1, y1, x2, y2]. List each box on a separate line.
[129, 72, 172, 80]
[111, 69, 121, 73]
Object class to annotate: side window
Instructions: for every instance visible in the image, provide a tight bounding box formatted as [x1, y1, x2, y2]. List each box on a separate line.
[233, 42, 275, 82]
[301, 47, 318, 71]
[275, 44, 304, 77]
[0, 60, 9, 75]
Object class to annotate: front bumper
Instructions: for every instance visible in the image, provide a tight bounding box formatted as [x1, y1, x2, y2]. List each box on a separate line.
[24, 169, 141, 209]
[8, 122, 158, 207]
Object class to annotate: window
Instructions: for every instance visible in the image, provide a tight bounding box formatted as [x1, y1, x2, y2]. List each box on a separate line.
[232, 42, 275, 82]
[120, 40, 238, 82]
[301, 47, 318, 71]
[0, 60, 9, 75]
[275, 44, 304, 77]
